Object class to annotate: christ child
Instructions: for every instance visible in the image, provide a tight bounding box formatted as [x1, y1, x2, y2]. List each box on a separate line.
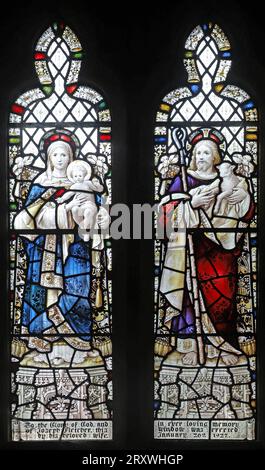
[57, 160, 103, 240]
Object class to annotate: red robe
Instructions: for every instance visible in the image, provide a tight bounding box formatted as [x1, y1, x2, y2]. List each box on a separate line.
[159, 174, 254, 348]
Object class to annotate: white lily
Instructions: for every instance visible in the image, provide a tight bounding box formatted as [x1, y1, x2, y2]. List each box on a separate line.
[86, 154, 109, 178]
[157, 154, 179, 178]
[12, 155, 34, 176]
[232, 153, 254, 177]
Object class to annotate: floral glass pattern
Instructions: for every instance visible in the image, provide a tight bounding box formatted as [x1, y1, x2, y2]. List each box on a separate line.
[10, 23, 112, 441]
[154, 23, 257, 440]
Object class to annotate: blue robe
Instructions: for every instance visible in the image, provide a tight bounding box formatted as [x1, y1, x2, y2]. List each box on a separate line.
[21, 184, 92, 340]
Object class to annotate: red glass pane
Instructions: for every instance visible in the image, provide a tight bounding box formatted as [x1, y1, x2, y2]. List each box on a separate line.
[100, 134, 111, 141]
[34, 52, 46, 60]
[11, 104, 25, 115]
[66, 84, 78, 94]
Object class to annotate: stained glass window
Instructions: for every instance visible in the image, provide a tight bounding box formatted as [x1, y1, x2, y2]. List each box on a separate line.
[154, 23, 257, 440]
[9, 23, 112, 441]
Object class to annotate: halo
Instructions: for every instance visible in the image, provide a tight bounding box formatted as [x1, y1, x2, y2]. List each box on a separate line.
[186, 127, 227, 155]
[67, 160, 92, 182]
[39, 129, 80, 160]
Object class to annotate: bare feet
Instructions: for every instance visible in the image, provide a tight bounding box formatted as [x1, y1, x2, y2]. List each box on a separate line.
[52, 357, 66, 366]
[182, 351, 197, 366]
[221, 353, 239, 366]
[86, 349, 100, 358]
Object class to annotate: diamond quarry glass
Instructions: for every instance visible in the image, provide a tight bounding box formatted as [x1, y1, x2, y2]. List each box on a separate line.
[9, 23, 113, 441]
[154, 23, 257, 440]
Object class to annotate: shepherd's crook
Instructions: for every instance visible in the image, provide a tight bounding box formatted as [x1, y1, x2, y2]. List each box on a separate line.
[172, 128, 205, 365]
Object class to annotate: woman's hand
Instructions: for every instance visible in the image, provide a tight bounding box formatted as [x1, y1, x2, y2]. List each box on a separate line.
[191, 188, 215, 208]
[96, 207, 110, 229]
[65, 194, 87, 212]
[65, 200, 76, 212]
[227, 187, 248, 204]
[74, 193, 89, 205]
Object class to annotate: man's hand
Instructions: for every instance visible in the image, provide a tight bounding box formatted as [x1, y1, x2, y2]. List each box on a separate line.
[191, 188, 215, 208]
[227, 187, 248, 204]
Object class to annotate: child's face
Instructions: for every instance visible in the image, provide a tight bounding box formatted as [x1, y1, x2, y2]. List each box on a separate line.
[73, 169, 85, 182]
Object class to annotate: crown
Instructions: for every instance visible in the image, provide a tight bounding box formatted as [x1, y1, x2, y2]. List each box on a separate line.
[40, 129, 80, 159]
[186, 127, 226, 154]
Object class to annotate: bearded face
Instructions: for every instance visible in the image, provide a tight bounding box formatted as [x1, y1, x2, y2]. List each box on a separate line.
[194, 143, 215, 173]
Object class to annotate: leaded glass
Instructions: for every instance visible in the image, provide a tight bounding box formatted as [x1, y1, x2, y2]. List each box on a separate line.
[154, 23, 257, 440]
[10, 23, 112, 441]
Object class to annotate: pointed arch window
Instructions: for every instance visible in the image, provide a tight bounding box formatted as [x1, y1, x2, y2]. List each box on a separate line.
[154, 23, 257, 440]
[9, 23, 112, 441]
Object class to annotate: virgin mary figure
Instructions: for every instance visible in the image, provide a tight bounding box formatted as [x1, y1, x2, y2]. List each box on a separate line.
[14, 132, 110, 364]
